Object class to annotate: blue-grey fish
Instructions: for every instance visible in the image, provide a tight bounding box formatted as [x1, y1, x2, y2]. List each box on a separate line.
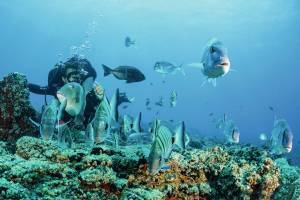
[188, 38, 231, 87]
[170, 90, 177, 108]
[216, 114, 240, 144]
[132, 112, 142, 133]
[92, 88, 120, 143]
[270, 119, 293, 155]
[155, 96, 164, 107]
[57, 122, 73, 148]
[154, 61, 185, 76]
[30, 99, 66, 141]
[102, 64, 145, 83]
[125, 36, 135, 47]
[56, 82, 86, 116]
[121, 114, 133, 137]
[148, 120, 186, 174]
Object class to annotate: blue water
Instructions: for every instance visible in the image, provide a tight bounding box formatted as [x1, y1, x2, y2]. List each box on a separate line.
[0, 1, 299, 163]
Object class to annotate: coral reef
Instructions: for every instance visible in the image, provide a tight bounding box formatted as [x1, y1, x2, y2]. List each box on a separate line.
[1, 136, 295, 199]
[0, 73, 38, 145]
[272, 158, 300, 200]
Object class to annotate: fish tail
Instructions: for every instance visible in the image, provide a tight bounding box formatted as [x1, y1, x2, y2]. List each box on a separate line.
[102, 64, 112, 77]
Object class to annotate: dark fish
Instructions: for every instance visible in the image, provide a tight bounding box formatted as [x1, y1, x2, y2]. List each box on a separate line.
[268, 106, 274, 111]
[146, 98, 151, 106]
[122, 105, 128, 109]
[102, 64, 145, 83]
[125, 36, 135, 47]
[155, 97, 164, 107]
[118, 92, 135, 106]
[209, 113, 214, 117]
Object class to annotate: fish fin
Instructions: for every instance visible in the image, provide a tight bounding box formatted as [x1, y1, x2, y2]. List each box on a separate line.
[173, 121, 185, 149]
[178, 64, 186, 76]
[110, 88, 119, 123]
[129, 97, 135, 103]
[102, 64, 112, 77]
[132, 112, 142, 133]
[200, 78, 208, 87]
[186, 62, 203, 69]
[29, 117, 40, 127]
[208, 78, 217, 87]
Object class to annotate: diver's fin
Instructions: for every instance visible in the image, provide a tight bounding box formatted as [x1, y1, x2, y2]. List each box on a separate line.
[102, 64, 112, 77]
[29, 117, 40, 127]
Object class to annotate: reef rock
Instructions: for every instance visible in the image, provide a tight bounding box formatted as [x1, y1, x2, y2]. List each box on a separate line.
[0, 135, 299, 199]
[0, 73, 38, 144]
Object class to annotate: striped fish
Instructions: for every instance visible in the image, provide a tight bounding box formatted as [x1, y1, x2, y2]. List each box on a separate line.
[148, 120, 186, 174]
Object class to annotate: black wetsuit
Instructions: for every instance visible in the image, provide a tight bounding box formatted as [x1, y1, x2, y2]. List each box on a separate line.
[28, 61, 101, 129]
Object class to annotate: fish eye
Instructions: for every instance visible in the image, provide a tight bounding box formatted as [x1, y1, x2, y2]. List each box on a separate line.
[210, 46, 217, 53]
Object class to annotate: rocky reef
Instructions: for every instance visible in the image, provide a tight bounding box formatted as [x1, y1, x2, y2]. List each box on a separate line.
[1, 136, 298, 199]
[0, 73, 38, 145]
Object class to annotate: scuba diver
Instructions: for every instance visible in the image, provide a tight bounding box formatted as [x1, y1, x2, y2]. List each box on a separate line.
[28, 56, 105, 143]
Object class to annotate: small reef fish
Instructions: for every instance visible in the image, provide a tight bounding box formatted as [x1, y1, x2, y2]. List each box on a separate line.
[259, 133, 268, 141]
[56, 82, 86, 116]
[155, 96, 164, 107]
[170, 90, 177, 108]
[102, 64, 145, 83]
[216, 114, 240, 144]
[188, 38, 231, 87]
[125, 36, 135, 47]
[270, 119, 293, 155]
[118, 92, 135, 106]
[148, 120, 187, 174]
[154, 61, 185, 76]
[145, 98, 151, 106]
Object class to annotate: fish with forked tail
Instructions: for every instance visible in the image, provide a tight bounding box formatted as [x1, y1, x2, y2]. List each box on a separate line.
[102, 64, 145, 83]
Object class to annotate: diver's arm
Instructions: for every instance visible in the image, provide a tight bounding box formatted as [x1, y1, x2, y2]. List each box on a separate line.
[27, 83, 53, 95]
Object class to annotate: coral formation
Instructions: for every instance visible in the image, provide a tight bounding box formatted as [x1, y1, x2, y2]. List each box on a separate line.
[0, 73, 38, 144]
[0, 136, 294, 199]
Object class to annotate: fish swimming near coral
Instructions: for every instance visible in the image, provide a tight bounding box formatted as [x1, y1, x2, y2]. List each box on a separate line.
[148, 120, 187, 174]
[216, 114, 240, 144]
[102, 64, 145, 83]
[118, 92, 135, 106]
[170, 90, 177, 108]
[269, 119, 293, 155]
[154, 61, 185, 76]
[187, 38, 231, 87]
[132, 112, 142, 133]
[56, 82, 86, 116]
[29, 99, 62, 141]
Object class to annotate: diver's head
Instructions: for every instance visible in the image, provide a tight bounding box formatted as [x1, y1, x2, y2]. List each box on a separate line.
[61, 56, 93, 84]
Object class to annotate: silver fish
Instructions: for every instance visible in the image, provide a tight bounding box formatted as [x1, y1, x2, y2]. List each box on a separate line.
[29, 99, 61, 141]
[85, 123, 94, 147]
[148, 120, 186, 174]
[188, 38, 231, 87]
[170, 90, 177, 108]
[102, 65, 145, 83]
[57, 123, 73, 148]
[216, 114, 240, 144]
[270, 119, 293, 155]
[132, 112, 142, 133]
[154, 61, 185, 76]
